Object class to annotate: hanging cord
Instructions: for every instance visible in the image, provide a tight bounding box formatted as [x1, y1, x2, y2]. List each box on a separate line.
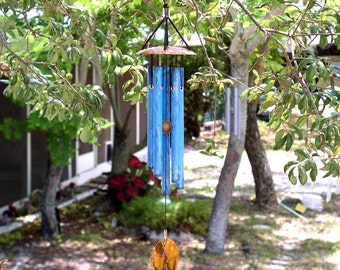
[149, 55, 154, 87]
[164, 194, 168, 245]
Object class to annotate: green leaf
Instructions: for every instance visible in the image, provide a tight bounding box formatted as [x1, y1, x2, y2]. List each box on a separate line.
[306, 0, 316, 9]
[274, 135, 287, 150]
[298, 58, 313, 72]
[286, 132, 294, 151]
[79, 125, 91, 143]
[311, 118, 321, 132]
[318, 65, 328, 81]
[305, 63, 317, 83]
[288, 168, 298, 185]
[296, 115, 307, 127]
[310, 24, 318, 34]
[314, 135, 322, 149]
[204, 37, 219, 44]
[291, 124, 303, 139]
[275, 129, 285, 145]
[319, 35, 328, 49]
[283, 91, 291, 103]
[95, 28, 106, 45]
[298, 97, 306, 111]
[206, 2, 218, 12]
[252, 70, 260, 85]
[120, 65, 131, 75]
[100, 50, 108, 71]
[263, 80, 275, 93]
[298, 166, 307, 185]
[309, 160, 318, 181]
[258, 97, 276, 114]
[284, 161, 298, 173]
[294, 148, 310, 161]
[205, 137, 215, 145]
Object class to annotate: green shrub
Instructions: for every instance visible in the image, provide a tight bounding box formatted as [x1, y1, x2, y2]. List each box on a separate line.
[116, 195, 212, 235]
[0, 231, 22, 247]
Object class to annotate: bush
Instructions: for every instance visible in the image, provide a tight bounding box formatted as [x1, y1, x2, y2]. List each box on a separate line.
[107, 156, 160, 209]
[116, 195, 212, 235]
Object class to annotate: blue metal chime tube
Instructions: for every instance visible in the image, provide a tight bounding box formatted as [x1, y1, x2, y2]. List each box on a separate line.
[147, 66, 185, 194]
[162, 67, 171, 195]
[147, 66, 154, 169]
[150, 66, 164, 177]
[171, 67, 184, 189]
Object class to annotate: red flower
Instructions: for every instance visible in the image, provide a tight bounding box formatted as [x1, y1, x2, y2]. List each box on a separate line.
[9, 204, 17, 212]
[133, 176, 145, 189]
[149, 170, 160, 186]
[116, 191, 127, 202]
[108, 175, 128, 189]
[127, 186, 136, 197]
[128, 156, 144, 168]
[69, 182, 76, 189]
[172, 189, 179, 200]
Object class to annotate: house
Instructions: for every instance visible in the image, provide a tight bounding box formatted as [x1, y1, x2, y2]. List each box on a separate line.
[0, 73, 147, 210]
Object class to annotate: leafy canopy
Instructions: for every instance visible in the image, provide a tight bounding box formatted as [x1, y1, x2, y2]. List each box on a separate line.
[149, 0, 340, 184]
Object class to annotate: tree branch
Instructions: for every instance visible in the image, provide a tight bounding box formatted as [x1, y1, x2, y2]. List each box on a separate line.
[122, 105, 135, 134]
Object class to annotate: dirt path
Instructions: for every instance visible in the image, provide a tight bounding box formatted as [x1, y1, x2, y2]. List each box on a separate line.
[184, 148, 340, 199]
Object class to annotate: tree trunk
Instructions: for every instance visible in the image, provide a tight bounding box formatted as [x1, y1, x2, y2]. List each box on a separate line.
[41, 156, 63, 238]
[205, 21, 258, 254]
[205, 134, 245, 253]
[111, 125, 131, 175]
[205, 52, 248, 254]
[245, 101, 277, 208]
[204, 3, 286, 255]
[109, 87, 147, 176]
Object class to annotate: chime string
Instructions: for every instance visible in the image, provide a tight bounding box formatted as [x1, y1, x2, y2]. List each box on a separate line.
[169, 65, 173, 90]
[150, 55, 154, 87]
[164, 193, 167, 233]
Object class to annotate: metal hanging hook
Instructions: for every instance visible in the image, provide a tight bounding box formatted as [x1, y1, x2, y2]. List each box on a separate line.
[141, 2, 191, 51]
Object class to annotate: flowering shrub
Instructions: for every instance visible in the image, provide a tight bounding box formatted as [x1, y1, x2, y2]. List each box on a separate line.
[107, 156, 160, 208]
[56, 182, 76, 200]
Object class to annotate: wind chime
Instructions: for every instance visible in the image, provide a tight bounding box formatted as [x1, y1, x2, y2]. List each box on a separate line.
[137, 3, 194, 270]
[225, 87, 241, 138]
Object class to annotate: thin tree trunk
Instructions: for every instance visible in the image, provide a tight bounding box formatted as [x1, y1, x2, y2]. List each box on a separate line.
[205, 134, 244, 253]
[245, 101, 277, 208]
[205, 20, 256, 254]
[205, 55, 248, 253]
[41, 156, 63, 238]
[205, 2, 285, 254]
[111, 126, 131, 175]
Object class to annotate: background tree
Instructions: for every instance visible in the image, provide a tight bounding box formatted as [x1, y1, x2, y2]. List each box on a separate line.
[200, 0, 339, 254]
[0, 0, 163, 236]
[0, 0, 113, 237]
